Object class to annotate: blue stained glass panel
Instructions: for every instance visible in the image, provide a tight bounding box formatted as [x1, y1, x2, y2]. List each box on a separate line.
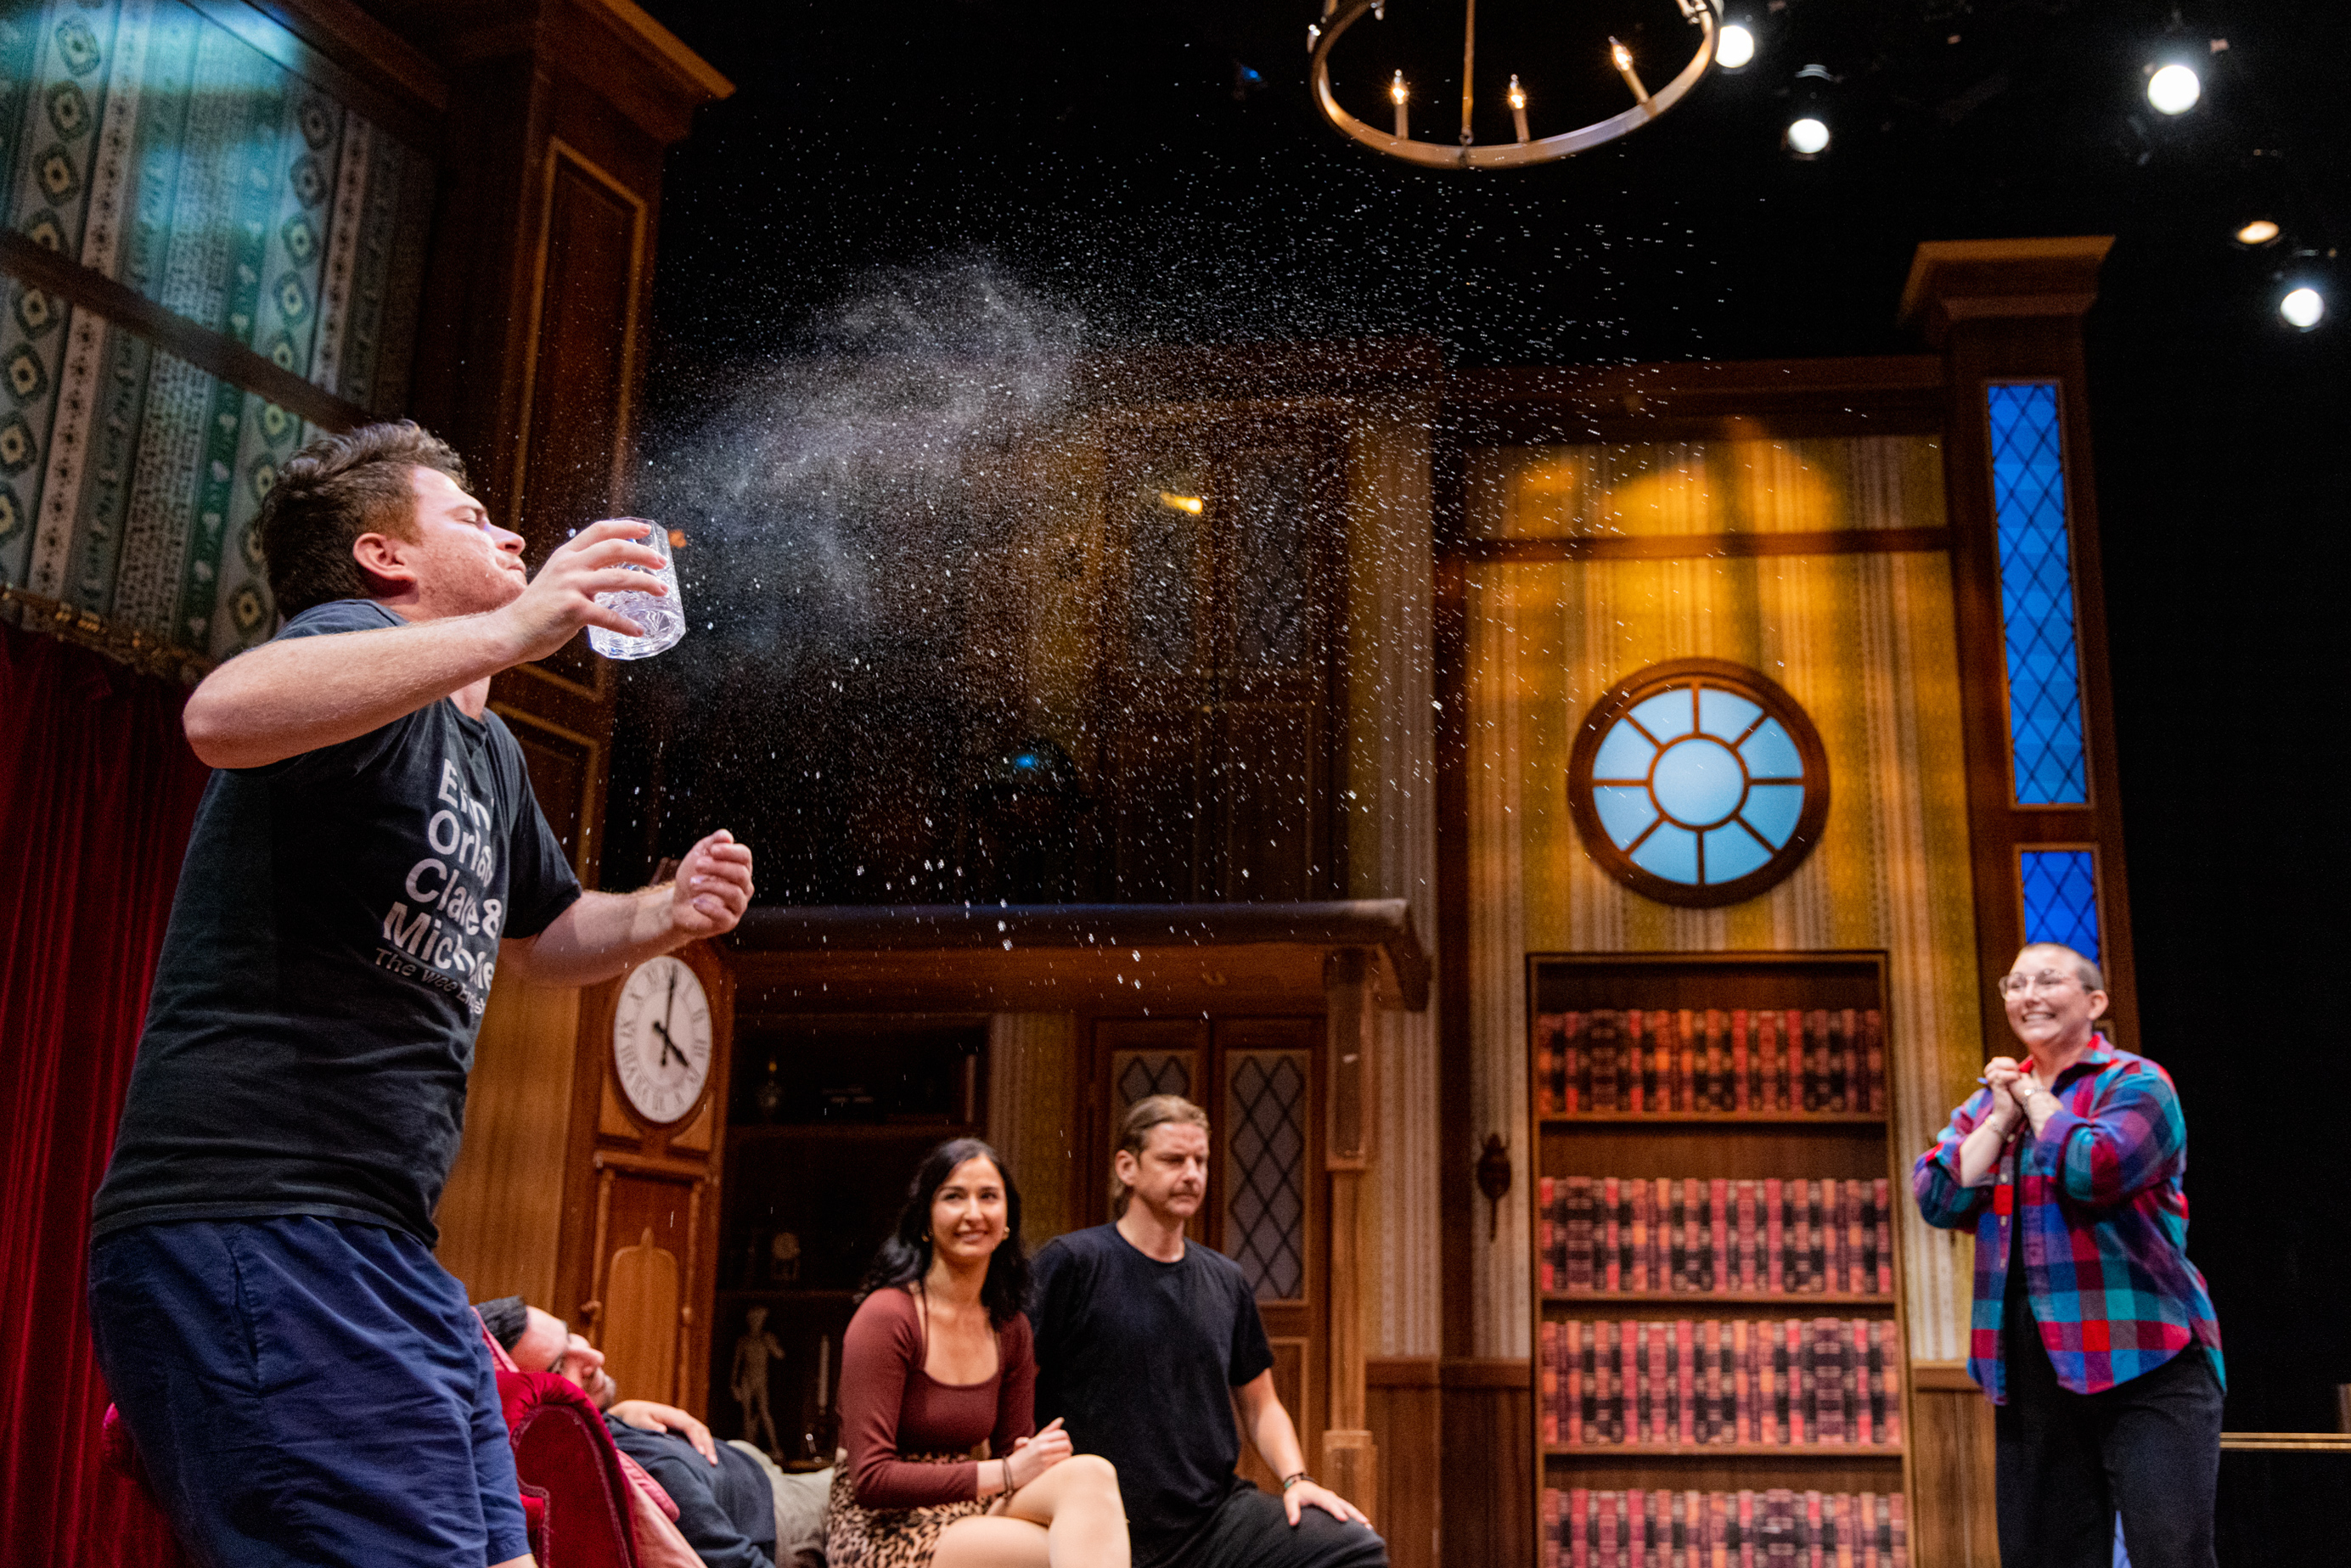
[1703, 825, 1772, 883]
[1988, 384, 2089, 805]
[1592, 785, 1658, 849]
[1740, 718, 1803, 781]
[1696, 688, 1763, 743]
[1591, 721, 1656, 781]
[1630, 823, 1700, 884]
[1628, 688, 1696, 741]
[1741, 784, 1805, 849]
[2020, 850, 2101, 962]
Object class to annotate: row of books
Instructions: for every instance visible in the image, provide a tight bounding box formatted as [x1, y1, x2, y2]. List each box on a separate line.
[1542, 1489, 1909, 1568]
[1538, 1177, 1896, 1297]
[1535, 1009, 1886, 1115]
[1540, 1318, 1902, 1447]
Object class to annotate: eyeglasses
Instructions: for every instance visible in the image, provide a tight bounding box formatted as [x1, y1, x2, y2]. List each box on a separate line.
[1997, 969, 2079, 998]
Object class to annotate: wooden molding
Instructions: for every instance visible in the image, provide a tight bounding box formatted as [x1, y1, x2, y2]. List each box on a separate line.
[1909, 1360, 1982, 1394]
[1440, 1356, 1533, 1390]
[1368, 1356, 1443, 1388]
[1458, 526, 1952, 565]
[1899, 236, 2114, 347]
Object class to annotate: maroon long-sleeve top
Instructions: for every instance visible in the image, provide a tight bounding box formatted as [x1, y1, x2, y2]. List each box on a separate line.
[839, 1284, 1036, 1509]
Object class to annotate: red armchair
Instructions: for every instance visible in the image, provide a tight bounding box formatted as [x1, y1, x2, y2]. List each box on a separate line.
[93, 1373, 643, 1568]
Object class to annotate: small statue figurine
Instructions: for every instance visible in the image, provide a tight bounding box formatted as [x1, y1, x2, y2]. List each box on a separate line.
[731, 1305, 786, 1458]
[768, 1229, 801, 1284]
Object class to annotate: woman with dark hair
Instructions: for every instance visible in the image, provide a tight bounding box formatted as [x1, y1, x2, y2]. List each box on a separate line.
[828, 1138, 1128, 1568]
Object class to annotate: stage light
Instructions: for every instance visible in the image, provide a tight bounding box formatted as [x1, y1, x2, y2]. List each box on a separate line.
[1717, 25, 1756, 71]
[2146, 63, 2200, 115]
[2281, 286, 2325, 330]
[1786, 115, 1829, 157]
[2232, 219, 2281, 247]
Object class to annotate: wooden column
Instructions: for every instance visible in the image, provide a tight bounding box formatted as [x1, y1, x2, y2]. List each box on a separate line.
[1324, 947, 1378, 1521]
[1901, 236, 2138, 1054]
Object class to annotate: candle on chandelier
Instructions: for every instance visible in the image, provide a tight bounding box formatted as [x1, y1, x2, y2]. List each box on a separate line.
[1390, 70, 1409, 138]
[1507, 74, 1530, 143]
[1610, 37, 1654, 109]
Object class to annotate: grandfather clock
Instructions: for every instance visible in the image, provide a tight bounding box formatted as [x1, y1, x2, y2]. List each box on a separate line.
[557, 939, 736, 1414]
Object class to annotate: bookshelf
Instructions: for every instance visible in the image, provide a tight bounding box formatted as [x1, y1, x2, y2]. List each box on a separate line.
[1527, 952, 1915, 1566]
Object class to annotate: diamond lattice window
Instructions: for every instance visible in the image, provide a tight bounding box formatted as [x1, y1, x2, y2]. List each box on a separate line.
[1988, 384, 2089, 806]
[1224, 1053, 1308, 1301]
[1113, 1053, 1193, 1117]
[2020, 850, 2101, 962]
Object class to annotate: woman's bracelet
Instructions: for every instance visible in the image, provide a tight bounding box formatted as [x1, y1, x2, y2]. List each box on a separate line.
[1281, 1471, 1312, 1492]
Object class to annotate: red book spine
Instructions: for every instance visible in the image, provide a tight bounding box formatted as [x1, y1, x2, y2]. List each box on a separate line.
[1571, 1488, 1591, 1568]
[1566, 1323, 1584, 1445]
[1581, 1322, 1598, 1442]
[1542, 1319, 1561, 1443]
[1563, 1010, 1583, 1114]
[1807, 1181, 1827, 1293]
[1739, 1180, 1760, 1291]
[1764, 1177, 1785, 1295]
[1805, 1492, 1825, 1568]
[1874, 1180, 1894, 1295]
[1754, 1010, 1777, 1111]
[1711, 1179, 1731, 1295]
[1596, 1323, 1616, 1445]
[1832, 1009, 1854, 1110]
[1590, 1013, 1617, 1111]
[1605, 1178, 1623, 1293]
[1863, 1008, 1884, 1112]
[1889, 1495, 1908, 1568]
[1859, 1180, 1877, 1297]
[1545, 1488, 1563, 1568]
[1538, 1014, 1556, 1113]
[1732, 1008, 1751, 1111]
[1857, 1321, 1876, 1446]
[1567, 1178, 1594, 1292]
[1627, 1488, 1645, 1568]
[1677, 1008, 1697, 1113]
[1711, 1491, 1730, 1568]
[1735, 1318, 1756, 1442]
[1738, 1490, 1757, 1568]
[1880, 1321, 1902, 1445]
[1704, 1009, 1726, 1110]
[1600, 1490, 1619, 1568]
[1698, 1318, 1721, 1443]
[1835, 1494, 1855, 1568]
[1792, 1319, 1813, 1445]
[1631, 1181, 1652, 1294]
[1846, 1183, 1865, 1295]
[1628, 1010, 1647, 1115]
[1632, 1322, 1651, 1445]
[1689, 1320, 1707, 1443]
[1540, 1177, 1557, 1291]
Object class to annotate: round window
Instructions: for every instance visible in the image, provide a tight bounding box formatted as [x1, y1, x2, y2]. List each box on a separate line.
[1566, 659, 1831, 908]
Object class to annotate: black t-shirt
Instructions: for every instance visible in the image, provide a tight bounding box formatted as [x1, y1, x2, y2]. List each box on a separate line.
[91, 599, 582, 1248]
[604, 1419, 778, 1568]
[1029, 1223, 1276, 1567]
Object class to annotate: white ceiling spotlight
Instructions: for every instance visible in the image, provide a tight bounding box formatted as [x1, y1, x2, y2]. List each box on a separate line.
[1717, 23, 1756, 70]
[1784, 63, 1832, 158]
[2146, 61, 2201, 115]
[1786, 115, 1830, 157]
[2280, 286, 2326, 331]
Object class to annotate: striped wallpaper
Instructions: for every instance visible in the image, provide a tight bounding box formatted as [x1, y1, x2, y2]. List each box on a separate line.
[1461, 435, 1985, 1365]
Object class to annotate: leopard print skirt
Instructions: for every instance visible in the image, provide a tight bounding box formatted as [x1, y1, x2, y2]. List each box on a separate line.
[824, 1452, 993, 1568]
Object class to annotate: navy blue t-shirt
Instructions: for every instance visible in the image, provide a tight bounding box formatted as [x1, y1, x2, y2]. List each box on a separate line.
[92, 599, 582, 1248]
[1030, 1224, 1276, 1567]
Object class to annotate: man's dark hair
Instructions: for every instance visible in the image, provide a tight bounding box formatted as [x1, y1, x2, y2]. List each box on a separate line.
[856, 1138, 1031, 1328]
[256, 420, 470, 619]
[475, 1295, 526, 1352]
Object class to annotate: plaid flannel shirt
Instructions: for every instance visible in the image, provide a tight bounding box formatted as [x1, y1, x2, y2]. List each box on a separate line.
[1911, 1036, 2222, 1402]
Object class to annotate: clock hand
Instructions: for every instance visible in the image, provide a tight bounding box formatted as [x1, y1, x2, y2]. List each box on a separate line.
[650, 1018, 686, 1070]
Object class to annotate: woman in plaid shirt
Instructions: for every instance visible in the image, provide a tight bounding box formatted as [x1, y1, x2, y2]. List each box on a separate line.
[1914, 942, 2224, 1568]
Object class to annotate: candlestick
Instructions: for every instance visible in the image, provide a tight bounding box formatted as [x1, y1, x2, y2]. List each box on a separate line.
[815, 1333, 830, 1410]
[1610, 37, 1654, 110]
[1390, 70, 1409, 138]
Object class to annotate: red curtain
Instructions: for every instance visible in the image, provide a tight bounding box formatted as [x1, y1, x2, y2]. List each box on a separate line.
[0, 621, 211, 1567]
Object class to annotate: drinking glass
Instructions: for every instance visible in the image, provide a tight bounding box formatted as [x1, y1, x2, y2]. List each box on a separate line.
[587, 519, 686, 660]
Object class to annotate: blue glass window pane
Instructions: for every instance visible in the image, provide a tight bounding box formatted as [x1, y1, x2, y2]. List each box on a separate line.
[1696, 688, 1763, 743]
[1591, 720, 1657, 782]
[1630, 823, 1700, 884]
[1651, 738, 1745, 827]
[1988, 384, 2089, 806]
[1628, 688, 1696, 742]
[1592, 786, 1658, 850]
[1741, 784, 1805, 848]
[2020, 850, 2101, 962]
[1702, 825, 1772, 884]
[1739, 717, 1803, 781]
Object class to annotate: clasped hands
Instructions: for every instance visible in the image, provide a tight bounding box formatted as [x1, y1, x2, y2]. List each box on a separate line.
[1982, 1056, 2050, 1136]
[1002, 1416, 1072, 1492]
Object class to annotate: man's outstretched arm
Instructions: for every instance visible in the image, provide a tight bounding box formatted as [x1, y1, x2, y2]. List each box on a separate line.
[182, 519, 664, 770]
[1234, 1370, 1371, 1528]
[501, 830, 754, 988]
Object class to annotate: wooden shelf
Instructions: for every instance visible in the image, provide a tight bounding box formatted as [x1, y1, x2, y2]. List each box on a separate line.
[717, 1287, 857, 1301]
[1543, 1291, 1895, 1309]
[1541, 1112, 1884, 1127]
[1544, 1443, 1904, 1459]
[728, 1121, 977, 1144]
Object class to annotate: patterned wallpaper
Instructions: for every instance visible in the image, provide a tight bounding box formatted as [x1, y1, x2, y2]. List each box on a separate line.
[0, 0, 431, 669]
[1460, 435, 1988, 1366]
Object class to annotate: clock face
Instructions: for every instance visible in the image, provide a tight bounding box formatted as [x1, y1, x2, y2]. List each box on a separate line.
[613, 955, 712, 1126]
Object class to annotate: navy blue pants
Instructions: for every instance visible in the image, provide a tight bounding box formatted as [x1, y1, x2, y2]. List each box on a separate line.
[88, 1216, 530, 1568]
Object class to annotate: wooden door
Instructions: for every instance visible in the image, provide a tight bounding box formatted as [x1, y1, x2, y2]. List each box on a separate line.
[1089, 1015, 1326, 1482]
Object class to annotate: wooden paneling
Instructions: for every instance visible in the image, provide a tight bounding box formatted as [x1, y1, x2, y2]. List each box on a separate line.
[494, 702, 600, 879]
[1239, 1339, 1311, 1493]
[1442, 1361, 1534, 1568]
[435, 978, 582, 1310]
[1369, 1357, 1441, 1568]
[1909, 1365, 1999, 1568]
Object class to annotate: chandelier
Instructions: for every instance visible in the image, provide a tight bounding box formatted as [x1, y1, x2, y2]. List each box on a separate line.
[1309, 0, 1727, 169]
